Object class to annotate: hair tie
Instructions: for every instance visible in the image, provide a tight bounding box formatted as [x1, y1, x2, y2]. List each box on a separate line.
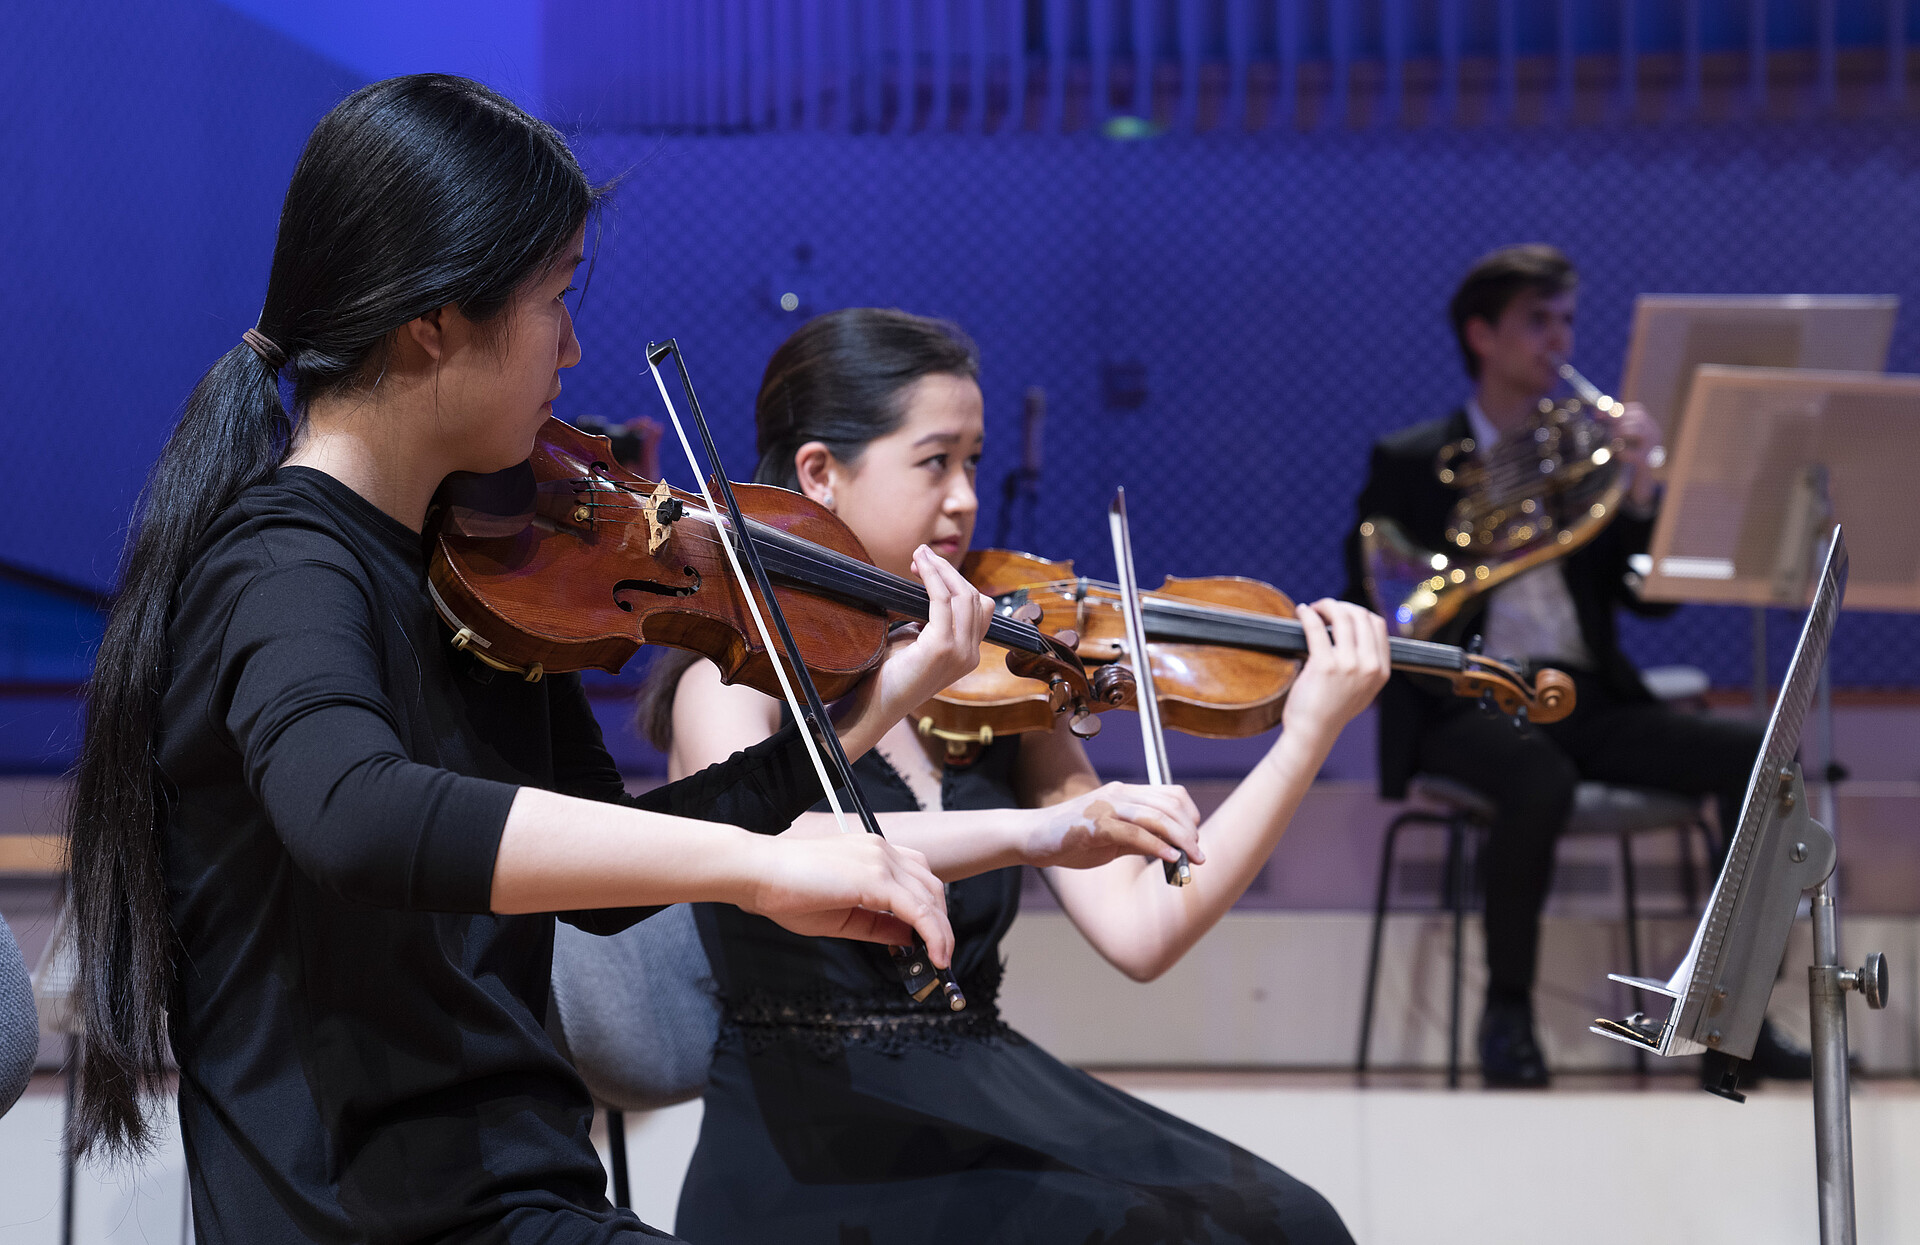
[242, 328, 287, 371]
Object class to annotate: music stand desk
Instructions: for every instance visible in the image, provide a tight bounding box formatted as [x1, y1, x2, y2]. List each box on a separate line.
[1641, 365, 1920, 613]
[1619, 294, 1896, 453]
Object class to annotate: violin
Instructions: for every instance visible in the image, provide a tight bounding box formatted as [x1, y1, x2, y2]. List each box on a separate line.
[912, 548, 1575, 755]
[432, 407, 1095, 1014]
[426, 418, 1099, 723]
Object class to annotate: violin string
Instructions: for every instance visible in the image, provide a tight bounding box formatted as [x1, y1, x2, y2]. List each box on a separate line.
[540, 484, 1059, 655]
[539, 478, 1485, 678]
[644, 362, 855, 838]
[1008, 577, 1474, 673]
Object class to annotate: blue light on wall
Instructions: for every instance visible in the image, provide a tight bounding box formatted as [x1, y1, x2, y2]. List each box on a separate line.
[216, 0, 544, 112]
[7, 0, 1920, 773]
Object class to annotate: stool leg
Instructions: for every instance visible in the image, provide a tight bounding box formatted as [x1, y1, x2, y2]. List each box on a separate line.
[1357, 813, 1413, 1074]
[606, 1106, 631, 1209]
[1618, 832, 1647, 1076]
[1447, 818, 1469, 1090]
[1678, 819, 1708, 912]
[62, 1035, 76, 1245]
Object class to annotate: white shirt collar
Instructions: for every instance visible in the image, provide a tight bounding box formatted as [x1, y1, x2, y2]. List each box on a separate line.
[1464, 396, 1501, 449]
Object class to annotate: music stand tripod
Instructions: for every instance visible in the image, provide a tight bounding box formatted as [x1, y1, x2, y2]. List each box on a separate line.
[1593, 529, 1889, 1244]
[1610, 364, 1920, 1240]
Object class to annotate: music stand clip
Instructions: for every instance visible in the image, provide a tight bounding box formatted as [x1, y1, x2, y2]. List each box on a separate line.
[1590, 761, 1834, 1062]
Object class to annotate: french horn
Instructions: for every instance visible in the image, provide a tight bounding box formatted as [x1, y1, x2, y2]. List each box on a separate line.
[1361, 363, 1630, 639]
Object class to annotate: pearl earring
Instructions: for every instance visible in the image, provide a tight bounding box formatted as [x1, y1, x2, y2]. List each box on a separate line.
[822, 490, 834, 507]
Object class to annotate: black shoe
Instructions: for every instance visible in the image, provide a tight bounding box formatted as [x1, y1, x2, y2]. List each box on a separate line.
[1698, 1018, 1812, 1092]
[1750, 1018, 1814, 1081]
[1478, 999, 1550, 1088]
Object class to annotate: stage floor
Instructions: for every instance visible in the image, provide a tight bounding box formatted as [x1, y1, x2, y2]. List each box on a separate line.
[609, 1071, 1920, 1242]
[2, 1071, 1917, 1242]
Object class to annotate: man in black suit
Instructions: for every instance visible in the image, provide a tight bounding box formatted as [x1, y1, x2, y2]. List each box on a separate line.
[1343, 245, 1800, 1087]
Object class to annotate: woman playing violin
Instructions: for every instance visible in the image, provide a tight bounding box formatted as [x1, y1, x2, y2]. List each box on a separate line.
[641, 307, 1392, 1244]
[64, 77, 989, 1244]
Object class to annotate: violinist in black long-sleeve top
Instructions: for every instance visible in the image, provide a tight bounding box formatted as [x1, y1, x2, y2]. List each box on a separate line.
[62, 75, 991, 1244]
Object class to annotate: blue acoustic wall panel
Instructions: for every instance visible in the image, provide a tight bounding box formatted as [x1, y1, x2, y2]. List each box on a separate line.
[0, 1, 361, 592]
[0, 1, 359, 768]
[563, 119, 1920, 689]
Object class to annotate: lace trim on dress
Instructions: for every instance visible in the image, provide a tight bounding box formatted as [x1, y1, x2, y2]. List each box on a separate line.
[719, 959, 1024, 1060]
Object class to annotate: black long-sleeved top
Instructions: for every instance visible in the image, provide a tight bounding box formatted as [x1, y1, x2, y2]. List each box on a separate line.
[157, 466, 823, 1243]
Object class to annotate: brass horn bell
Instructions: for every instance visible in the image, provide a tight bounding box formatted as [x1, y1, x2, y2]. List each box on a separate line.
[1362, 363, 1630, 639]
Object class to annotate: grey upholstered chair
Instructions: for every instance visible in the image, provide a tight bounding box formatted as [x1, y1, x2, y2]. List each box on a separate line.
[548, 903, 721, 1208]
[0, 913, 37, 1116]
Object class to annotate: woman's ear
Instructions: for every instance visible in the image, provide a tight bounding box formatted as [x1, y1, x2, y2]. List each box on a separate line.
[401, 304, 454, 363]
[792, 441, 839, 506]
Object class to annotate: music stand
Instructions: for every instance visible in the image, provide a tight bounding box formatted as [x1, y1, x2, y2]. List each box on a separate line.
[1639, 367, 1920, 613]
[1624, 365, 1920, 1242]
[1621, 297, 1898, 713]
[1594, 530, 1890, 1243]
[1618, 295, 1897, 451]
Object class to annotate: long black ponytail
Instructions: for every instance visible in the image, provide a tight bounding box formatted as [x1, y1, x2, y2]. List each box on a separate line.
[68, 73, 601, 1160]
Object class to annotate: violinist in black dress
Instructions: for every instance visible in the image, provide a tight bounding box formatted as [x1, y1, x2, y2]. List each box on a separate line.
[64, 77, 990, 1244]
[643, 308, 1391, 1244]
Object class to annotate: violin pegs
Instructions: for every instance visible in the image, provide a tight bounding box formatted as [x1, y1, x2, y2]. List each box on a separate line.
[1053, 628, 1079, 650]
[1477, 690, 1499, 716]
[1466, 633, 1484, 655]
[1068, 709, 1101, 739]
[1511, 703, 1531, 736]
[1011, 602, 1043, 624]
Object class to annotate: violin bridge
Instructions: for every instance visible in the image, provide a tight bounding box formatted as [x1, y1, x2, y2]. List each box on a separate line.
[645, 480, 679, 554]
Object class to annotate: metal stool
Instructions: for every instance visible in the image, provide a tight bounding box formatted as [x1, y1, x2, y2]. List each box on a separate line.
[1356, 775, 1717, 1086]
[1559, 782, 1718, 1073]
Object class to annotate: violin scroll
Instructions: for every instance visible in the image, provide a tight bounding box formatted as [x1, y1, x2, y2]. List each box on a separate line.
[1002, 632, 1102, 726]
[1532, 667, 1576, 721]
[1452, 657, 1576, 726]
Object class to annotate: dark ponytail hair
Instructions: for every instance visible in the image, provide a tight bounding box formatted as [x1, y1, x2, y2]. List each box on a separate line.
[68, 74, 601, 1160]
[635, 307, 978, 749]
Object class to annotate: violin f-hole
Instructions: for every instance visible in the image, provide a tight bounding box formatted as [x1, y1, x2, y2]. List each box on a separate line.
[613, 567, 701, 608]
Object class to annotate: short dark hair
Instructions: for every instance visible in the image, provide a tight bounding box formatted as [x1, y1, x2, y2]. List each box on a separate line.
[1448, 244, 1579, 378]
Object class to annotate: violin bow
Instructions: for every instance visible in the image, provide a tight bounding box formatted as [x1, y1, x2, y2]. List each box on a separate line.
[645, 340, 965, 1012]
[1108, 488, 1192, 887]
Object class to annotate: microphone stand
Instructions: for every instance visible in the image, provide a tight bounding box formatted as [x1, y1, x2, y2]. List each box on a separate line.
[992, 387, 1046, 551]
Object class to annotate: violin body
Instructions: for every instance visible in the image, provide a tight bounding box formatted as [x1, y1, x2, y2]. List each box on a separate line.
[916, 548, 1573, 753]
[926, 549, 1299, 742]
[430, 418, 888, 698]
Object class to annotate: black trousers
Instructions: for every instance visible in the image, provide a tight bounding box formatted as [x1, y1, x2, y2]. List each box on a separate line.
[1412, 671, 1763, 1003]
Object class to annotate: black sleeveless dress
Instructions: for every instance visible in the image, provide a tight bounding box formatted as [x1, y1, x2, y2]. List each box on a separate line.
[676, 738, 1354, 1245]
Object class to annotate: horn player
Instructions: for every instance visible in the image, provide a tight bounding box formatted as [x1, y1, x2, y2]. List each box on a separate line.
[1341, 244, 1807, 1089]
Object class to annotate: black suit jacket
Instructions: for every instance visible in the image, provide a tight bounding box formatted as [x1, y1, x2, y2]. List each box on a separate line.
[1342, 409, 1672, 798]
